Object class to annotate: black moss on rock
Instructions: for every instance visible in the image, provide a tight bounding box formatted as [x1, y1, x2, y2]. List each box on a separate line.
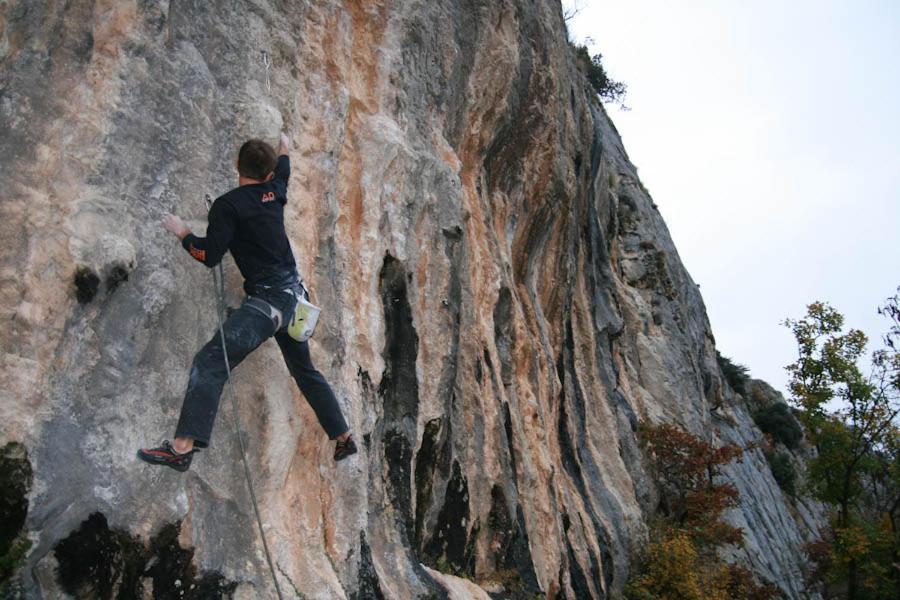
[422, 460, 471, 576]
[54, 514, 238, 599]
[414, 418, 443, 549]
[0, 443, 31, 558]
[352, 531, 384, 600]
[144, 522, 238, 599]
[105, 263, 130, 291]
[54, 512, 145, 599]
[383, 428, 414, 545]
[378, 254, 421, 548]
[0, 442, 33, 585]
[485, 486, 541, 598]
[378, 254, 420, 427]
[74, 266, 100, 303]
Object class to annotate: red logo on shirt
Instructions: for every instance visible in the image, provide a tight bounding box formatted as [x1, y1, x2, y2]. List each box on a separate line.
[188, 244, 206, 262]
[261, 191, 275, 203]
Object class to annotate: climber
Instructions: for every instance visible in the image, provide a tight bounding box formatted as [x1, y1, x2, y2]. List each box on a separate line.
[137, 133, 357, 472]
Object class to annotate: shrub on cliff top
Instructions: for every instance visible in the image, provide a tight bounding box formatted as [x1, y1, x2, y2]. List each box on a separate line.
[572, 44, 627, 105]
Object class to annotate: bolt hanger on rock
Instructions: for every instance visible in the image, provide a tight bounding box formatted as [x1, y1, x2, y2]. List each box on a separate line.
[261, 50, 271, 94]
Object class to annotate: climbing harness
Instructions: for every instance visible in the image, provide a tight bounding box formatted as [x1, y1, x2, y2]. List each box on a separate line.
[245, 296, 284, 331]
[205, 194, 284, 600]
[242, 283, 321, 341]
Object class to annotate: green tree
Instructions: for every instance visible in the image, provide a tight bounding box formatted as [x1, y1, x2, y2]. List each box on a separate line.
[786, 291, 900, 599]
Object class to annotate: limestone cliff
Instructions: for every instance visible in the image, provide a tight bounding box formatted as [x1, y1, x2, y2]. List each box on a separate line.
[0, 1, 823, 598]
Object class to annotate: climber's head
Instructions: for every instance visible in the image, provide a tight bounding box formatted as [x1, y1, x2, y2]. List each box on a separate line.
[236, 139, 277, 183]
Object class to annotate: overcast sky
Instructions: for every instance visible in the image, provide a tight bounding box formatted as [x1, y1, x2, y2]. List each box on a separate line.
[563, 0, 900, 395]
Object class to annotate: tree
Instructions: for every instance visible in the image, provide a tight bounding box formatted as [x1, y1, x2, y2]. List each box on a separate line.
[626, 424, 778, 598]
[625, 531, 724, 600]
[572, 44, 628, 106]
[562, 0, 585, 24]
[786, 290, 900, 598]
[640, 423, 744, 546]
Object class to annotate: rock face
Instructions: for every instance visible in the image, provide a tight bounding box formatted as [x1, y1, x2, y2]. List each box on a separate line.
[0, 1, 823, 598]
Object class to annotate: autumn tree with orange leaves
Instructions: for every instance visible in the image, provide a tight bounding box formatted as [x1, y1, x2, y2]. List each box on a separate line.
[625, 423, 780, 599]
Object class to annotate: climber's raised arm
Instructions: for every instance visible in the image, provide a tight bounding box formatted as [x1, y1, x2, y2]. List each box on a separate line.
[277, 131, 290, 157]
[272, 132, 291, 202]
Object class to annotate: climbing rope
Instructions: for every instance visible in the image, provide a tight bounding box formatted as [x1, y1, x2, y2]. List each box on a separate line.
[205, 194, 284, 600]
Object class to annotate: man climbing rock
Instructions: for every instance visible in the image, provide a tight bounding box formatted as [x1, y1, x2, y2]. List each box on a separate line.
[138, 133, 356, 472]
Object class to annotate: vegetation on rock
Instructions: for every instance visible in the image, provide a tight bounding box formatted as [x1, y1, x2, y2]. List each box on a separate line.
[717, 351, 751, 396]
[0, 442, 32, 587]
[572, 44, 628, 105]
[754, 403, 803, 450]
[625, 423, 779, 599]
[764, 451, 797, 496]
[53, 514, 237, 599]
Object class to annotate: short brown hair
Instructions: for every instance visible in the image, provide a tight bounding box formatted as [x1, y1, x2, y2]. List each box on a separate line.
[237, 139, 277, 180]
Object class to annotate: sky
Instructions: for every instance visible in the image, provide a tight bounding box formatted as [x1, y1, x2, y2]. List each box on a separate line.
[563, 0, 900, 395]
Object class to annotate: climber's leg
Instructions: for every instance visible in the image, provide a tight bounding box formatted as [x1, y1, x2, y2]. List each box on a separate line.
[274, 331, 350, 441]
[172, 301, 277, 448]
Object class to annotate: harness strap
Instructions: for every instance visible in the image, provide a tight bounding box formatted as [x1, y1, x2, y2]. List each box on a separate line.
[245, 296, 283, 331]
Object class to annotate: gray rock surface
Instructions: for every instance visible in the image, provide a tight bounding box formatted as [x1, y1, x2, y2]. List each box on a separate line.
[0, 1, 824, 598]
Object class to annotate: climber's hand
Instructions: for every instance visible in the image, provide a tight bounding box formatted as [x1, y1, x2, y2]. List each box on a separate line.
[278, 131, 291, 156]
[162, 214, 190, 240]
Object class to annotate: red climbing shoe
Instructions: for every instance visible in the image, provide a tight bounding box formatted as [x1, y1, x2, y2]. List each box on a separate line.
[334, 435, 358, 462]
[137, 440, 196, 472]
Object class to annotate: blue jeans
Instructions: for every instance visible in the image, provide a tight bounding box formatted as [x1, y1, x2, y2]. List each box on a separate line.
[174, 285, 349, 448]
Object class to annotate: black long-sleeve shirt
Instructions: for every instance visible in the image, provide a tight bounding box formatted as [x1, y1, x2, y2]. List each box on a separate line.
[182, 155, 298, 292]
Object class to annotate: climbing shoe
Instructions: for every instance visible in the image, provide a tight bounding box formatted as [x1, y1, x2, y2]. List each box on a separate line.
[137, 440, 196, 472]
[334, 435, 358, 462]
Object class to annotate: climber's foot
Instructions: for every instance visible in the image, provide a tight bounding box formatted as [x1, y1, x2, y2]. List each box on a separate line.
[137, 440, 196, 472]
[334, 435, 357, 462]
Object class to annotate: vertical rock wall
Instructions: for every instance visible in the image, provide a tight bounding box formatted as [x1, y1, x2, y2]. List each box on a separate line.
[0, 1, 822, 598]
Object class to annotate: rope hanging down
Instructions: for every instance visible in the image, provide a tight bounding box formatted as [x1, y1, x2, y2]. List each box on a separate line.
[205, 194, 284, 600]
